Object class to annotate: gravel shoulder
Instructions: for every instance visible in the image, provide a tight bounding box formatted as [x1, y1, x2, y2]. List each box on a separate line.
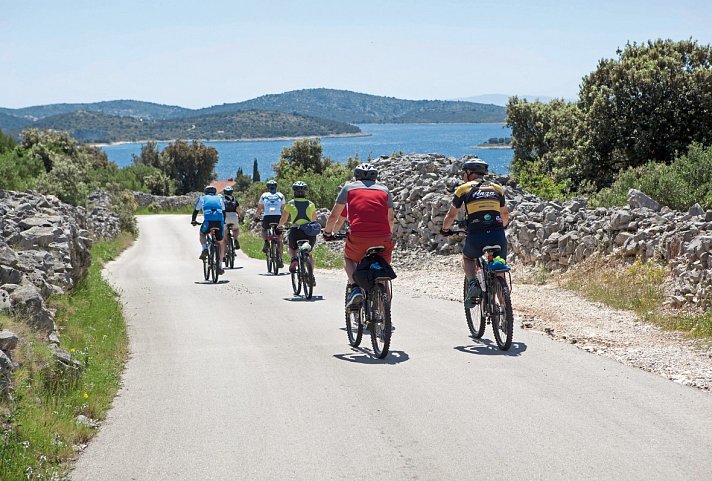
[391, 251, 712, 392]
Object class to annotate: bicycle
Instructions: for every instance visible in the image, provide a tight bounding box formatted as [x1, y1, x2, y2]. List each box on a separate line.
[192, 222, 221, 283]
[444, 222, 514, 350]
[291, 238, 315, 299]
[328, 232, 393, 359]
[224, 223, 236, 269]
[265, 222, 283, 275]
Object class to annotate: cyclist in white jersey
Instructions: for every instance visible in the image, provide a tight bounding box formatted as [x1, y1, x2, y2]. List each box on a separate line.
[254, 179, 286, 267]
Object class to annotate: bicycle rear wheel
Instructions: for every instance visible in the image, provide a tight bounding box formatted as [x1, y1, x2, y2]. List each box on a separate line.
[291, 260, 302, 295]
[464, 277, 485, 338]
[491, 276, 513, 350]
[270, 241, 280, 275]
[302, 256, 313, 300]
[227, 234, 235, 269]
[203, 255, 210, 281]
[345, 285, 363, 347]
[211, 241, 220, 283]
[370, 283, 392, 359]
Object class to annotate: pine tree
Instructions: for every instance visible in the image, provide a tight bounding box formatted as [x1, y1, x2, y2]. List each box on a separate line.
[252, 158, 261, 182]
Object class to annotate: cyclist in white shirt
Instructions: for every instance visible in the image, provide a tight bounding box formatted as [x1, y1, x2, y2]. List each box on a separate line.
[254, 179, 286, 267]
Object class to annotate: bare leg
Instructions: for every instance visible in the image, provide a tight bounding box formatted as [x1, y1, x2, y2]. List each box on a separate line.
[345, 258, 357, 284]
[463, 257, 476, 280]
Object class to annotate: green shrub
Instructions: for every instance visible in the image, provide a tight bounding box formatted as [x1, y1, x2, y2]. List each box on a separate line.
[512, 159, 571, 201]
[591, 143, 712, 210]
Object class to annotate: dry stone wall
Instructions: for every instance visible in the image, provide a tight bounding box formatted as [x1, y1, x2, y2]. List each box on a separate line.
[369, 154, 711, 310]
[0, 189, 119, 394]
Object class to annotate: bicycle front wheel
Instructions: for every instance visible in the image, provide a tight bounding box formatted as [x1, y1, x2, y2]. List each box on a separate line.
[345, 285, 363, 347]
[370, 283, 392, 359]
[491, 276, 513, 350]
[464, 277, 485, 338]
[302, 256, 313, 300]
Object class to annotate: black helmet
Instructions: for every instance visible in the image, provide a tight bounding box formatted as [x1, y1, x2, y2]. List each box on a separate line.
[266, 179, 277, 187]
[223, 186, 234, 195]
[292, 181, 308, 196]
[354, 162, 378, 181]
[204, 185, 217, 195]
[462, 158, 488, 175]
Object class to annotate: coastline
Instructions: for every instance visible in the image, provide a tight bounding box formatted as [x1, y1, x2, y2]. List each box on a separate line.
[91, 132, 370, 147]
[476, 145, 512, 149]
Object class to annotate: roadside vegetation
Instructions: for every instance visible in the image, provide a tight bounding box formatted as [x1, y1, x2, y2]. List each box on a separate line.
[507, 39, 712, 210]
[507, 39, 712, 337]
[238, 222, 343, 269]
[0, 233, 134, 481]
[561, 258, 712, 339]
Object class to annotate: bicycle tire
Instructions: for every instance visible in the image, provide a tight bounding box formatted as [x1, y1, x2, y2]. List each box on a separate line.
[211, 240, 220, 283]
[302, 255, 313, 300]
[491, 276, 513, 350]
[291, 258, 302, 295]
[270, 241, 280, 275]
[227, 234, 235, 269]
[370, 283, 392, 359]
[464, 277, 485, 338]
[345, 285, 363, 347]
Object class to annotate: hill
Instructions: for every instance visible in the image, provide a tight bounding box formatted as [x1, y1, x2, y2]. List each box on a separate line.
[28, 110, 361, 143]
[0, 112, 31, 132]
[193, 88, 506, 123]
[4, 100, 191, 121]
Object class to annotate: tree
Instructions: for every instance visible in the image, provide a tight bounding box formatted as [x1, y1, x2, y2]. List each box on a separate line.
[132, 141, 162, 169]
[161, 140, 218, 194]
[0, 129, 15, 154]
[252, 158, 261, 182]
[277, 137, 331, 175]
[507, 39, 712, 191]
[579, 39, 712, 186]
[234, 167, 252, 191]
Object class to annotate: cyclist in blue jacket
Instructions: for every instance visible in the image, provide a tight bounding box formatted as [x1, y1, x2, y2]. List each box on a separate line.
[191, 185, 226, 275]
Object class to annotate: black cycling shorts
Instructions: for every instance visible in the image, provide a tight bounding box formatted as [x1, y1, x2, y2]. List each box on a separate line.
[262, 215, 282, 230]
[288, 226, 317, 250]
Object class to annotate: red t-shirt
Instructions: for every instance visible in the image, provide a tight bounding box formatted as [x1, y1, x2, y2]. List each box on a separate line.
[336, 180, 393, 237]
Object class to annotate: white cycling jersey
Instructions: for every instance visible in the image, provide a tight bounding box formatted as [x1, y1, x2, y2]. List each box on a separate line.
[259, 191, 286, 216]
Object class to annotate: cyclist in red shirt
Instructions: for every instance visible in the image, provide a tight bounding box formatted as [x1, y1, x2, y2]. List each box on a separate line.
[324, 163, 394, 309]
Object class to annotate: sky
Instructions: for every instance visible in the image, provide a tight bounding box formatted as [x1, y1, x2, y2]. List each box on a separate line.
[2, 0, 710, 108]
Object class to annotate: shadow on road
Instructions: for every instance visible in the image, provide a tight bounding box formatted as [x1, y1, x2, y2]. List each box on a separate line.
[283, 295, 326, 302]
[257, 273, 289, 277]
[193, 280, 231, 285]
[454, 339, 527, 356]
[334, 349, 409, 365]
[225, 266, 244, 270]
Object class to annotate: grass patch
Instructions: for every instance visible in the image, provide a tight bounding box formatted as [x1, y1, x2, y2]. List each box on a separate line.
[135, 204, 194, 215]
[238, 223, 343, 269]
[0, 232, 133, 480]
[561, 257, 712, 339]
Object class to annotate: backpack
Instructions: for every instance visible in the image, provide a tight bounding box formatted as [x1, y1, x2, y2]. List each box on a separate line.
[352, 254, 397, 291]
[224, 195, 239, 213]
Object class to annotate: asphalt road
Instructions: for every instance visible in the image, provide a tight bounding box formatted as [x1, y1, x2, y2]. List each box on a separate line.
[72, 215, 712, 481]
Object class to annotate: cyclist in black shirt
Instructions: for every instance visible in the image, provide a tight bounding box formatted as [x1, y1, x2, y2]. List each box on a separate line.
[222, 186, 241, 250]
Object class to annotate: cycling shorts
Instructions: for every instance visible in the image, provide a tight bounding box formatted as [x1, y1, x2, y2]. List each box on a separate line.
[225, 212, 239, 226]
[345, 234, 394, 263]
[288, 227, 316, 250]
[463, 229, 507, 260]
[200, 220, 224, 241]
[262, 215, 282, 230]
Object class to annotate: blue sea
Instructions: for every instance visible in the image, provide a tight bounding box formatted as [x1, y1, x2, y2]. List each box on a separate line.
[100, 123, 513, 179]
